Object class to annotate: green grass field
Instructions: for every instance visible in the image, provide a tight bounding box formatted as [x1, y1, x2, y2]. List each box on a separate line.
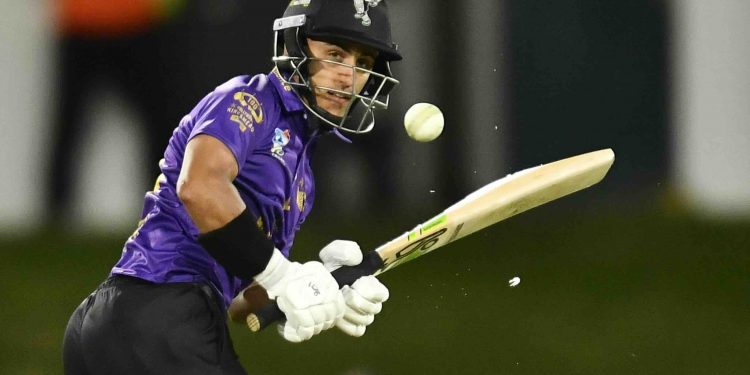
[2, 207, 749, 374]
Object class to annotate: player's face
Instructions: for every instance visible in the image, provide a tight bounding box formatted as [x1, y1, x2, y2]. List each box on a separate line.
[306, 38, 378, 118]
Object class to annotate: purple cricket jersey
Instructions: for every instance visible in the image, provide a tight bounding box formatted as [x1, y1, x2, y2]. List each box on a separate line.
[112, 71, 322, 308]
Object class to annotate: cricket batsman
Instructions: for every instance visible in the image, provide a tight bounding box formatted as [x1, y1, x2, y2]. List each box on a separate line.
[63, 0, 401, 373]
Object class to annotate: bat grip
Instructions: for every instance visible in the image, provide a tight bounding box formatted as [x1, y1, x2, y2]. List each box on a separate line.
[246, 251, 384, 332]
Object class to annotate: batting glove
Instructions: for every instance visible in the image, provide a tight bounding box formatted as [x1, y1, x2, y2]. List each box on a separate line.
[254, 249, 345, 343]
[319, 240, 390, 337]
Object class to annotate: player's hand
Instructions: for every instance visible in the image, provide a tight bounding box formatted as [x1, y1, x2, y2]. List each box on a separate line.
[319, 240, 390, 337]
[254, 249, 345, 343]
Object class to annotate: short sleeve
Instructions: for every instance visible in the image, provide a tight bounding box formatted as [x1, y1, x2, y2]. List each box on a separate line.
[188, 85, 273, 170]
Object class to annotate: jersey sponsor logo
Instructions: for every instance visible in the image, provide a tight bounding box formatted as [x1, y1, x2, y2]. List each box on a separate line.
[296, 179, 306, 213]
[353, 0, 381, 26]
[228, 92, 264, 133]
[271, 128, 292, 160]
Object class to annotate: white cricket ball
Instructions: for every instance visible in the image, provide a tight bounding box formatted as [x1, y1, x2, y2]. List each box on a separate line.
[508, 277, 521, 287]
[404, 103, 444, 142]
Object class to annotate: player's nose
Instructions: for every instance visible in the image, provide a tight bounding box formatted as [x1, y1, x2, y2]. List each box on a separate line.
[334, 65, 355, 90]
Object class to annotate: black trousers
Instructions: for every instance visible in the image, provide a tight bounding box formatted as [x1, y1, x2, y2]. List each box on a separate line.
[63, 275, 247, 375]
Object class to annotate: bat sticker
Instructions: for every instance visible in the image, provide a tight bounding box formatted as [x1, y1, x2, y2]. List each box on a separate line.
[447, 222, 464, 243]
[382, 228, 448, 270]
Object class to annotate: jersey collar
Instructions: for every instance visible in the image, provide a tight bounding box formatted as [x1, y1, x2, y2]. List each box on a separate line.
[269, 68, 305, 113]
[269, 68, 353, 143]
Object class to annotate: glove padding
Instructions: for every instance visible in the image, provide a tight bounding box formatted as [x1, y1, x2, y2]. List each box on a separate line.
[254, 249, 345, 343]
[319, 240, 390, 337]
[338, 276, 389, 336]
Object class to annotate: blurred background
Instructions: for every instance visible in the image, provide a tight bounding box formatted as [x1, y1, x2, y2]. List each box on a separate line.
[1, 0, 748, 374]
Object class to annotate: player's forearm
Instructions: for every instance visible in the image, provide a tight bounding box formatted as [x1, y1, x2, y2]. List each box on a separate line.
[228, 284, 270, 322]
[179, 134, 277, 281]
[228, 289, 252, 322]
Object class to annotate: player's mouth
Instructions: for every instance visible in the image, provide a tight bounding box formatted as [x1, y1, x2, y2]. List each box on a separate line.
[324, 90, 353, 106]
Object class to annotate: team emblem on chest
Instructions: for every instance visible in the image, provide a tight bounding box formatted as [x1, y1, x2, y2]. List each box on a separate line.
[271, 128, 291, 160]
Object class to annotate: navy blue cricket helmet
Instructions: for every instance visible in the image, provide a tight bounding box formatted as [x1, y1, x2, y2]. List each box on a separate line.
[272, 0, 401, 134]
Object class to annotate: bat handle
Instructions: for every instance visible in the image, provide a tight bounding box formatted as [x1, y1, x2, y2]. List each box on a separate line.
[247, 251, 384, 332]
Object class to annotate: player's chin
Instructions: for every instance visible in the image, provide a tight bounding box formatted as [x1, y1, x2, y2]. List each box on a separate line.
[317, 99, 347, 117]
[326, 107, 346, 118]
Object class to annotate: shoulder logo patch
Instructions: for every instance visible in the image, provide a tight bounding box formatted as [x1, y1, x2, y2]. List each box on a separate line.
[228, 92, 264, 133]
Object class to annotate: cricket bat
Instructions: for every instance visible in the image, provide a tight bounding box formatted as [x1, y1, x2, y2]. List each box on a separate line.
[247, 148, 615, 332]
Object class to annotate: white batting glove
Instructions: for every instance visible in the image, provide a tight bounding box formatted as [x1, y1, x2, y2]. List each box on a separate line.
[254, 249, 345, 343]
[319, 240, 390, 337]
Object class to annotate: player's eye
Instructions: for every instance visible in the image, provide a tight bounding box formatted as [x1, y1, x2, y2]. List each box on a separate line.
[327, 50, 344, 61]
[357, 58, 375, 70]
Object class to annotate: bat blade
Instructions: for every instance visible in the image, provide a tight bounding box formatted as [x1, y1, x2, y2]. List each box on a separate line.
[246, 148, 614, 332]
[374, 148, 615, 274]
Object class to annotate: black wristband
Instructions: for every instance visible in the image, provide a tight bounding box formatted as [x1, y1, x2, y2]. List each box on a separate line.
[197, 209, 275, 280]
